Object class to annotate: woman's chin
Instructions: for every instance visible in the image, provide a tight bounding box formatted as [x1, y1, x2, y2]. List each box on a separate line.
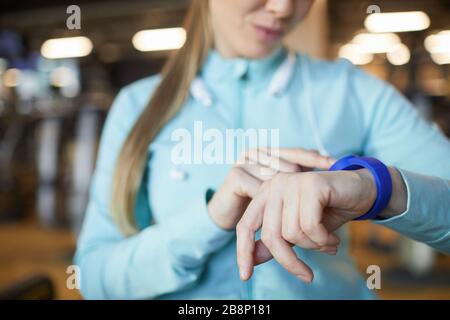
[241, 43, 279, 59]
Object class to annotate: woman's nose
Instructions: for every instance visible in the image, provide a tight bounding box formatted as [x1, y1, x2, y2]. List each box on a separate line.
[265, 0, 294, 19]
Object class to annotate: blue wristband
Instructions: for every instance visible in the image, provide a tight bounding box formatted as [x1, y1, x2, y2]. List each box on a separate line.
[329, 155, 392, 220]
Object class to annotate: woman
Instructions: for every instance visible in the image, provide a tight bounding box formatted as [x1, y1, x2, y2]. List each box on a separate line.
[75, 0, 450, 299]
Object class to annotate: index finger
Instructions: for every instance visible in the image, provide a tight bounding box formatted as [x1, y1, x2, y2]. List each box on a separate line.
[236, 189, 267, 281]
[260, 148, 335, 170]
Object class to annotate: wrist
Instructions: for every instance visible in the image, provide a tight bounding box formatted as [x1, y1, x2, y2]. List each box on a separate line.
[329, 155, 393, 220]
[352, 167, 407, 220]
[354, 168, 377, 215]
[207, 190, 239, 231]
[378, 167, 407, 219]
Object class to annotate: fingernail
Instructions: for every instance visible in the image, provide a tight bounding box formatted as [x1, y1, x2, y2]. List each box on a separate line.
[297, 274, 312, 283]
[240, 269, 249, 281]
[296, 275, 306, 282]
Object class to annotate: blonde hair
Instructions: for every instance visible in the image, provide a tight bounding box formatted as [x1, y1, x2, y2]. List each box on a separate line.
[111, 0, 213, 236]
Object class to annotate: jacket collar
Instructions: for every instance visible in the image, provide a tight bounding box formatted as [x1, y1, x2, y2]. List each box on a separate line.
[191, 46, 297, 106]
[200, 46, 289, 82]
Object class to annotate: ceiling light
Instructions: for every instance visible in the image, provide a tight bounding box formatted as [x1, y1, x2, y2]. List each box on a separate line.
[132, 28, 186, 52]
[338, 43, 374, 65]
[50, 67, 78, 87]
[387, 43, 411, 66]
[3, 68, 22, 87]
[365, 11, 430, 33]
[425, 31, 450, 54]
[41, 36, 93, 59]
[352, 33, 401, 54]
[430, 52, 450, 65]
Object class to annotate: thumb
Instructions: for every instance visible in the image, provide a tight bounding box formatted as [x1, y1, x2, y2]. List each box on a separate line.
[231, 167, 263, 199]
[253, 231, 341, 266]
[253, 240, 273, 266]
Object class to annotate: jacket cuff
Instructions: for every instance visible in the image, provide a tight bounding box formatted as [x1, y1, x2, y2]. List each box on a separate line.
[161, 189, 235, 268]
[373, 169, 450, 250]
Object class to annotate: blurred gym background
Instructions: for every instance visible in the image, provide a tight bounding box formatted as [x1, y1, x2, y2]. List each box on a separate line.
[0, 0, 449, 299]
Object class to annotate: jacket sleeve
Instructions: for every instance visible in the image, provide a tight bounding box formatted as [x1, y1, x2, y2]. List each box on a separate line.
[374, 170, 450, 254]
[74, 85, 234, 299]
[349, 65, 450, 253]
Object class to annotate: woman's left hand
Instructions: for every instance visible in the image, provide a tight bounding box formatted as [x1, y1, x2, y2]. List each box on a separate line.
[236, 168, 380, 283]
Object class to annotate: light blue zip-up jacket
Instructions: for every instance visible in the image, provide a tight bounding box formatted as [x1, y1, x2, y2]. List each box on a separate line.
[75, 47, 450, 300]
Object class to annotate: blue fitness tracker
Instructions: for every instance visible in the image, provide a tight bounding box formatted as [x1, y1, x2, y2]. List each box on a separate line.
[329, 155, 392, 220]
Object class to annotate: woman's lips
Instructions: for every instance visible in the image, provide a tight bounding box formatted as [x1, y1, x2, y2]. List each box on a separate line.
[253, 25, 283, 43]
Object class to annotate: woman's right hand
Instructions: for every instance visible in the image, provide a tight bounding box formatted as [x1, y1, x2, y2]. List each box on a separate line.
[207, 148, 335, 230]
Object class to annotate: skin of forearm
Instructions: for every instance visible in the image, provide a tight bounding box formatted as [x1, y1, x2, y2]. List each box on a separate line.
[378, 167, 407, 218]
[360, 167, 407, 219]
